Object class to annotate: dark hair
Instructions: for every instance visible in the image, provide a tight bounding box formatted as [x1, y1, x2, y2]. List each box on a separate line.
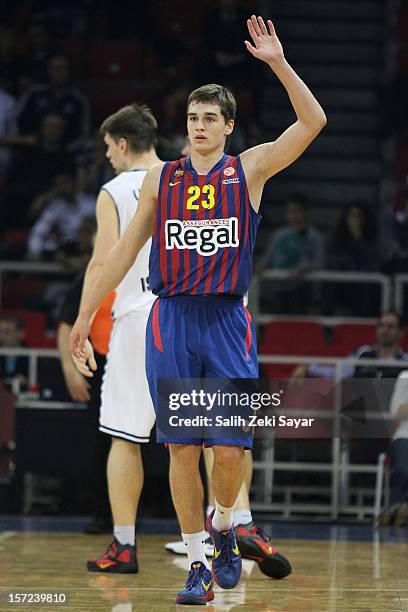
[380, 310, 406, 330]
[187, 84, 236, 122]
[331, 200, 379, 249]
[0, 314, 26, 331]
[100, 103, 158, 153]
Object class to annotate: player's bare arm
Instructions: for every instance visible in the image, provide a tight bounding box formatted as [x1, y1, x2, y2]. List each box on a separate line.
[240, 15, 327, 211]
[70, 190, 119, 375]
[69, 163, 163, 357]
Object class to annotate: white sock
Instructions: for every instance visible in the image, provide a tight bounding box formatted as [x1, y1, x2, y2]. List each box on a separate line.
[181, 531, 210, 568]
[212, 499, 233, 532]
[114, 525, 135, 546]
[206, 505, 215, 517]
[233, 509, 253, 526]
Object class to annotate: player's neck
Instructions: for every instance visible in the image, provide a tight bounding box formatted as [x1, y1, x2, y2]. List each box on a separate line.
[126, 149, 160, 171]
[190, 148, 225, 175]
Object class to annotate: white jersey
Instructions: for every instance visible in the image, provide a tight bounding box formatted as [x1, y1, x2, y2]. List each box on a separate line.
[102, 170, 155, 318]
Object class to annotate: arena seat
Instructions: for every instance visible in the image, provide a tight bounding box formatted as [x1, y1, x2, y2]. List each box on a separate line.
[0, 309, 47, 347]
[259, 320, 327, 379]
[329, 323, 376, 356]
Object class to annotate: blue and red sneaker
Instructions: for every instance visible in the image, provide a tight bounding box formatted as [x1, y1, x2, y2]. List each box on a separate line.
[176, 561, 214, 605]
[206, 510, 242, 589]
[87, 537, 138, 573]
[235, 523, 292, 579]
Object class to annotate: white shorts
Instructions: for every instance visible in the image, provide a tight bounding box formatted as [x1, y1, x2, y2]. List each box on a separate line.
[100, 308, 155, 443]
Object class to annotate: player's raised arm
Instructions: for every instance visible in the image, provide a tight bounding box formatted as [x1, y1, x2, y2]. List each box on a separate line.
[240, 16, 327, 208]
[69, 164, 162, 356]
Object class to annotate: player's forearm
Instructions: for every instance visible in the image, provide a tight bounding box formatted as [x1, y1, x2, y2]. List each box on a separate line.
[269, 59, 327, 131]
[78, 240, 134, 320]
[57, 323, 73, 368]
[79, 258, 103, 318]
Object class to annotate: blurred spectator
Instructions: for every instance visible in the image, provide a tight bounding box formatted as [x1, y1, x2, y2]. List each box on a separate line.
[17, 53, 90, 146]
[55, 216, 96, 272]
[292, 311, 408, 381]
[258, 194, 324, 314]
[0, 314, 28, 385]
[291, 312, 408, 524]
[325, 201, 381, 316]
[27, 172, 95, 260]
[20, 21, 61, 85]
[2, 111, 75, 226]
[327, 201, 380, 271]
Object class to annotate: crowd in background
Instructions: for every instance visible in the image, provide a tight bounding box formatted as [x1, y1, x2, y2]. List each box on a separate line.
[0, 0, 406, 321]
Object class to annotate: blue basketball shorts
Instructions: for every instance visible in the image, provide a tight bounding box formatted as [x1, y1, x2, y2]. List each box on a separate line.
[145, 294, 258, 447]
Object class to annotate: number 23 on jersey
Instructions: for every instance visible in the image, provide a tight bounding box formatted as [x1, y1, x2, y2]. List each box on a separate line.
[186, 185, 215, 210]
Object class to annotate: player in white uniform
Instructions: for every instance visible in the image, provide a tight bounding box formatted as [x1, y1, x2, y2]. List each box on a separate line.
[76, 104, 160, 573]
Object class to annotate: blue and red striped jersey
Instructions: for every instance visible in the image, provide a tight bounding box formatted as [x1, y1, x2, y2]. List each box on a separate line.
[149, 153, 261, 297]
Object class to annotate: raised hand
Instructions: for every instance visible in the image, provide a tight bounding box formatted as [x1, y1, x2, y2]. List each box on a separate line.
[245, 15, 284, 65]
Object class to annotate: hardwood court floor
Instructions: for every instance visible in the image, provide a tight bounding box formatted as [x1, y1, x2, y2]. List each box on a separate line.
[0, 531, 408, 611]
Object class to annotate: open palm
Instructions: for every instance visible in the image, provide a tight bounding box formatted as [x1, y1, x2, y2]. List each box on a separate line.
[245, 15, 284, 64]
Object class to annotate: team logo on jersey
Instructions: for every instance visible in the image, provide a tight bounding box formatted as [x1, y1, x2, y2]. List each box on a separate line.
[174, 169, 184, 177]
[222, 178, 240, 185]
[165, 217, 239, 256]
[224, 166, 235, 176]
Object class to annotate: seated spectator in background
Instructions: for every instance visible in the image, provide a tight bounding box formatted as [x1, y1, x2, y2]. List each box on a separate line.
[0, 314, 28, 387]
[3, 111, 75, 226]
[380, 370, 408, 527]
[258, 194, 324, 314]
[327, 201, 380, 271]
[55, 216, 96, 272]
[325, 201, 381, 315]
[20, 21, 61, 86]
[17, 53, 90, 147]
[27, 171, 95, 261]
[292, 311, 408, 380]
[292, 311, 408, 518]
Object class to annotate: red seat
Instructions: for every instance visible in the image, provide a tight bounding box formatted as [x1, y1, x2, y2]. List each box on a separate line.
[0, 308, 47, 347]
[330, 323, 376, 356]
[259, 320, 327, 379]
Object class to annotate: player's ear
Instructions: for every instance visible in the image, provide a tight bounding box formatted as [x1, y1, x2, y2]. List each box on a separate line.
[119, 137, 128, 153]
[224, 119, 234, 136]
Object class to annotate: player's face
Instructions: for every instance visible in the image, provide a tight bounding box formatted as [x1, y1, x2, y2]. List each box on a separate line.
[104, 133, 127, 172]
[187, 102, 233, 154]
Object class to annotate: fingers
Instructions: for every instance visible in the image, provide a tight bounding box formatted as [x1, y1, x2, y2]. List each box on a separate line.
[257, 16, 268, 35]
[247, 18, 258, 43]
[267, 19, 276, 36]
[72, 355, 94, 378]
[250, 15, 262, 37]
[88, 352, 97, 372]
[244, 40, 257, 56]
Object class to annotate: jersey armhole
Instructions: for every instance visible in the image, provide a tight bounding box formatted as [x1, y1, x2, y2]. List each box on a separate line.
[100, 187, 121, 235]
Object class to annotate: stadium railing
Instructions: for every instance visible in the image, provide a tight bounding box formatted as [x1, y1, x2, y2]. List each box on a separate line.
[249, 270, 392, 322]
[1, 348, 403, 520]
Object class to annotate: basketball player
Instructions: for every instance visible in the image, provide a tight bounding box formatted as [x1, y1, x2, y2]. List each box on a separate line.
[71, 16, 326, 604]
[75, 104, 159, 573]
